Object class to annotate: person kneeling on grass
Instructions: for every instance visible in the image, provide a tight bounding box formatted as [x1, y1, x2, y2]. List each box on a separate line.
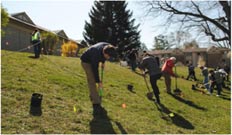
[138, 54, 162, 104]
[80, 42, 118, 115]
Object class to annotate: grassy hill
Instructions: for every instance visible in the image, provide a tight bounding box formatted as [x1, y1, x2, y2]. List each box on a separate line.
[1, 50, 231, 134]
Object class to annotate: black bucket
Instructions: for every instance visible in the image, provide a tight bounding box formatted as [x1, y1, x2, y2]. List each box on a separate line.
[30, 93, 43, 116]
[127, 84, 133, 91]
[192, 84, 196, 90]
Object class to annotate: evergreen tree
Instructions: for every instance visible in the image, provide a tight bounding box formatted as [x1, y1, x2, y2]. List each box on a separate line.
[83, 1, 141, 57]
[153, 34, 170, 50]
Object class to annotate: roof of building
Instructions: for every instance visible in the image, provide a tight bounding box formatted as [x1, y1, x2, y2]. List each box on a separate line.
[11, 12, 35, 25]
[53, 30, 69, 39]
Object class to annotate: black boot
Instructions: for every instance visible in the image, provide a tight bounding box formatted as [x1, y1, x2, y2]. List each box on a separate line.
[154, 94, 161, 104]
[156, 98, 161, 104]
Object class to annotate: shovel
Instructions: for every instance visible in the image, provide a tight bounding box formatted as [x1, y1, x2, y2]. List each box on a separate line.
[143, 74, 153, 100]
[173, 66, 182, 95]
[99, 66, 104, 99]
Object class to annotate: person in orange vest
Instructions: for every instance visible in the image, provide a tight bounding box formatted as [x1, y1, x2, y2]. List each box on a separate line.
[31, 28, 41, 58]
[161, 57, 178, 94]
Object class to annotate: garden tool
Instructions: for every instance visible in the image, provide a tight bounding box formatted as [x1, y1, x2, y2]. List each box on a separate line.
[143, 73, 153, 100]
[99, 66, 104, 98]
[173, 66, 182, 95]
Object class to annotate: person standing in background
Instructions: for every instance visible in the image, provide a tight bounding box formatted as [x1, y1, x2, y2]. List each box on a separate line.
[199, 66, 210, 92]
[186, 63, 197, 81]
[31, 28, 41, 58]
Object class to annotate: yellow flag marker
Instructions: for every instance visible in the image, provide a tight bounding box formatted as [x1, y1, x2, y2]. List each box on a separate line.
[169, 113, 174, 117]
[73, 106, 77, 112]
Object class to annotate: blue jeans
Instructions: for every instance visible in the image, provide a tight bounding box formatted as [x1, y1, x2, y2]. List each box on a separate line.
[215, 83, 222, 95]
[203, 76, 209, 91]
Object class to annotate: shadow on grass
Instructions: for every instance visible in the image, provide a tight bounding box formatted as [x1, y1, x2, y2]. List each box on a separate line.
[28, 56, 38, 59]
[154, 103, 194, 130]
[127, 89, 136, 94]
[115, 121, 127, 134]
[170, 93, 207, 111]
[223, 86, 231, 91]
[219, 95, 231, 101]
[90, 107, 126, 134]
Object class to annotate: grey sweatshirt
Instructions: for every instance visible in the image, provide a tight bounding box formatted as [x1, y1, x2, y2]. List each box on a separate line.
[139, 56, 161, 76]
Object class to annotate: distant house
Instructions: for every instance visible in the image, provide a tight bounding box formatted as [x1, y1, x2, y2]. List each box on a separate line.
[149, 46, 231, 68]
[1, 12, 87, 56]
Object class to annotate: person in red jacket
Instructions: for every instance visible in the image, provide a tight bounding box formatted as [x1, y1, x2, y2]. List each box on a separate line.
[161, 57, 178, 94]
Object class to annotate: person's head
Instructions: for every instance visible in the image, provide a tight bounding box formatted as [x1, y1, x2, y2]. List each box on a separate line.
[32, 28, 39, 35]
[143, 53, 151, 57]
[209, 70, 214, 74]
[199, 66, 204, 70]
[35, 28, 39, 32]
[103, 45, 118, 61]
[170, 57, 176, 63]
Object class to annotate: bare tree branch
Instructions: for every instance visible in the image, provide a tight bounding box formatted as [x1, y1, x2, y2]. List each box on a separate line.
[202, 22, 229, 42]
[143, 0, 231, 48]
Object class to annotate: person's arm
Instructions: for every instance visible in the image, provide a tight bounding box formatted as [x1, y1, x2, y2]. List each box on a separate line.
[101, 62, 105, 70]
[209, 75, 213, 83]
[91, 61, 100, 83]
[90, 50, 101, 83]
[138, 58, 146, 71]
[138, 58, 149, 75]
[98, 62, 105, 90]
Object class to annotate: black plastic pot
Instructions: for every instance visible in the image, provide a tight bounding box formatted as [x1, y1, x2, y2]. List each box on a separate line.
[192, 84, 196, 90]
[30, 93, 43, 116]
[127, 84, 133, 91]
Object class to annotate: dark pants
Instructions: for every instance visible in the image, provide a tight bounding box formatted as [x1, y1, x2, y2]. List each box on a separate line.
[186, 71, 197, 81]
[33, 40, 41, 58]
[150, 74, 161, 102]
[130, 60, 137, 71]
[210, 82, 222, 95]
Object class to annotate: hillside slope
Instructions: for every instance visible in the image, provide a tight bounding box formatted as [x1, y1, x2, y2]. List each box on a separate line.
[1, 50, 231, 134]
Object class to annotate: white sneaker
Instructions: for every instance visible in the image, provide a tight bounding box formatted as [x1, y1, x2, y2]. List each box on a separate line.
[216, 95, 220, 97]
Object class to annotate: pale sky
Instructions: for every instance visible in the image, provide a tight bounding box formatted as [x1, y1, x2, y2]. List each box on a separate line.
[1, 0, 214, 49]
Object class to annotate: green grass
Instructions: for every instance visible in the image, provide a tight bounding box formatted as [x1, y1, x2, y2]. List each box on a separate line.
[1, 50, 231, 134]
